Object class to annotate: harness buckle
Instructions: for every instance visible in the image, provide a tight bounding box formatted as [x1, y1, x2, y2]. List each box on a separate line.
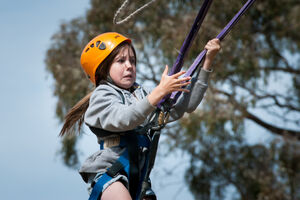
[103, 136, 121, 148]
[158, 111, 170, 126]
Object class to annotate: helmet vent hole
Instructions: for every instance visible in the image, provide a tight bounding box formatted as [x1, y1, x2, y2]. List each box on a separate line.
[99, 42, 106, 50]
[90, 43, 94, 48]
[96, 41, 100, 47]
[85, 48, 90, 53]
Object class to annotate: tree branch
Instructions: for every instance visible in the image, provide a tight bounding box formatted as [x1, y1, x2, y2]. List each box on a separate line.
[265, 34, 291, 69]
[263, 34, 300, 75]
[259, 66, 300, 75]
[245, 111, 300, 140]
[213, 88, 300, 140]
[228, 78, 300, 112]
[138, 51, 160, 84]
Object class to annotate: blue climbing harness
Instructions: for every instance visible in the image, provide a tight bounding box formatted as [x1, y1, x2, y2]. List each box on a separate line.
[89, 134, 151, 200]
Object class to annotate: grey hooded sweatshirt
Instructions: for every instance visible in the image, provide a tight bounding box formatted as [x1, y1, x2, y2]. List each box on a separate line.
[79, 68, 211, 183]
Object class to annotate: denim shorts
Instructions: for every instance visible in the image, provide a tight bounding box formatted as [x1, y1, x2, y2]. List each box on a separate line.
[80, 145, 147, 196]
[87, 171, 129, 195]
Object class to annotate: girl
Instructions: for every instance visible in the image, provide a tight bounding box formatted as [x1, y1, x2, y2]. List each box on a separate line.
[60, 32, 221, 200]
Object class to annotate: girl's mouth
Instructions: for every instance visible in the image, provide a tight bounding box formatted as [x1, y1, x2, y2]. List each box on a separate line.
[124, 75, 132, 78]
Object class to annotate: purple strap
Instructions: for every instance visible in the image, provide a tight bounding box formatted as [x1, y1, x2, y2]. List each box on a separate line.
[169, 0, 214, 75]
[158, 0, 213, 109]
[170, 0, 256, 102]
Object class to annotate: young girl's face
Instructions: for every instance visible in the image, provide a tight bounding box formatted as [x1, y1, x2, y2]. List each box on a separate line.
[109, 45, 136, 89]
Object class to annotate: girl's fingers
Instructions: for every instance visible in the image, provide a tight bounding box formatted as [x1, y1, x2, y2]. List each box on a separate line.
[174, 76, 191, 83]
[173, 81, 191, 89]
[182, 81, 191, 85]
[206, 43, 219, 50]
[178, 88, 190, 93]
[211, 38, 220, 43]
[162, 65, 169, 76]
[208, 38, 220, 45]
[182, 76, 192, 81]
[177, 81, 191, 87]
[205, 38, 221, 50]
[172, 70, 186, 78]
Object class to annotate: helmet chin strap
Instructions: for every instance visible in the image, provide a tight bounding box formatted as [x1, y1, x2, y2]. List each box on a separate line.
[106, 75, 114, 84]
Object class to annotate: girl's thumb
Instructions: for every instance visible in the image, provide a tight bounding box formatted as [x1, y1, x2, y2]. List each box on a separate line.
[163, 65, 169, 75]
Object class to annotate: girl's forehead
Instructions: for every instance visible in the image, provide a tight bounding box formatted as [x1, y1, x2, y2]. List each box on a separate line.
[117, 46, 135, 57]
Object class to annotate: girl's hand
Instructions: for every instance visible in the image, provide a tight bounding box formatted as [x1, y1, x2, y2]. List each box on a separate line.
[147, 65, 191, 106]
[203, 38, 221, 70]
[158, 65, 191, 94]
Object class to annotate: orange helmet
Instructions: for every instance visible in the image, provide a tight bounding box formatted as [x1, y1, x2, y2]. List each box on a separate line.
[80, 32, 131, 84]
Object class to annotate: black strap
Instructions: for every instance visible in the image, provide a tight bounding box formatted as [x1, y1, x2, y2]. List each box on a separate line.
[106, 160, 125, 177]
[124, 133, 140, 199]
[89, 127, 132, 138]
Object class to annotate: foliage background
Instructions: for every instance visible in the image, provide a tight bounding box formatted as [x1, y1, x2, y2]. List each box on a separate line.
[2, 0, 297, 199]
[45, 0, 300, 199]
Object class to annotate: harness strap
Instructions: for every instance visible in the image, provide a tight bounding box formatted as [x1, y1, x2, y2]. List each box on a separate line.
[89, 134, 150, 200]
[106, 160, 126, 178]
[157, 0, 213, 109]
[171, 0, 257, 103]
[89, 149, 130, 200]
[99, 134, 150, 150]
[124, 134, 140, 198]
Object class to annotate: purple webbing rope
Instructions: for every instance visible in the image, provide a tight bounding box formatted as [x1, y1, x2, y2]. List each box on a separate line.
[170, 0, 256, 102]
[169, 0, 214, 76]
[158, 0, 213, 109]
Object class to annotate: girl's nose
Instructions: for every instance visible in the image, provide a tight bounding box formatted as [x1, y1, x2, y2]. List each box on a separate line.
[125, 60, 133, 70]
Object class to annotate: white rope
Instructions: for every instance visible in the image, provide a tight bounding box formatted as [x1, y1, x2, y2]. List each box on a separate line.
[113, 0, 157, 25]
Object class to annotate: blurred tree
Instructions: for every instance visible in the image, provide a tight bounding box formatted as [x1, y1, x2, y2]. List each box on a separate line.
[178, 111, 300, 199]
[45, 0, 300, 198]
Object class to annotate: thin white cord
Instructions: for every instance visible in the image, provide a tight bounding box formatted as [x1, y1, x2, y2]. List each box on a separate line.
[113, 0, 157, 25]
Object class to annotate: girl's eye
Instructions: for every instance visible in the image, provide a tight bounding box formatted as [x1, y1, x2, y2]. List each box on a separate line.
[118, 59, 125, 63]
[130, 58, 136, 64]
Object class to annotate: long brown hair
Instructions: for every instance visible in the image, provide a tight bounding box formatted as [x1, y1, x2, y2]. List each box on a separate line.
[59, 41, 136, 136]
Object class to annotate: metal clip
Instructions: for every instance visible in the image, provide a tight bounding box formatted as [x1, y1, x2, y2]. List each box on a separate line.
[158, 111, 170, 126]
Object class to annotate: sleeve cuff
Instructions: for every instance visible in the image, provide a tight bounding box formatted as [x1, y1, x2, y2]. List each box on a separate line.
[198, 67, 213, 83]
[139, 97, 156, 114]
